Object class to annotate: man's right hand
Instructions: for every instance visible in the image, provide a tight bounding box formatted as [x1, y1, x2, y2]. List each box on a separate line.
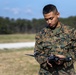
[47, 59, 53, 67]
[47, 55, 66, 67]
[47, 55, 72, 67]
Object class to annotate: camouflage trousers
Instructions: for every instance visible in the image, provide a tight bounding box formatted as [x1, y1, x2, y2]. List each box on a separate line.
[38, 66, 75, 75]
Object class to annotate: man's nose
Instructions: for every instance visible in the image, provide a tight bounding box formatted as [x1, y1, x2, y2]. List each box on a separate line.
[47, 19, 52, 23]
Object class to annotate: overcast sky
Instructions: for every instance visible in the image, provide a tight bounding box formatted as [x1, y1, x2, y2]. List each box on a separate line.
[0, 0, 76, 20]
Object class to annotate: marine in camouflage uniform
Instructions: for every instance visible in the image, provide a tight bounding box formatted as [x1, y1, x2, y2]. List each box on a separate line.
[34, 4, 76, 75]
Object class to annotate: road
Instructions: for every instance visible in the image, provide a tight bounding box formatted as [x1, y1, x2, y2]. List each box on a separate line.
[0, 42, 35, 49]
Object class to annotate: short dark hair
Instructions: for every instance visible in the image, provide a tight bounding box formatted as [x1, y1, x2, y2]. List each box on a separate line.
[43, 4, 58, 14]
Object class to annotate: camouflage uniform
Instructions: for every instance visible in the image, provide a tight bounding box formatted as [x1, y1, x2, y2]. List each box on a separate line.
[34, 22, 76, 75]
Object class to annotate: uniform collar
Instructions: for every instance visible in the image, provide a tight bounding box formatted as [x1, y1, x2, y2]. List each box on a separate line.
[52, 22, 62, 35]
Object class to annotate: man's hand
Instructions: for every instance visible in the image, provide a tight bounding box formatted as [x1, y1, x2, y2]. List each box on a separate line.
[55, 55, 66, 59]
[55, 55, 66, 65]
[47, 54, 66, 67]
[47, 59, 53, 67]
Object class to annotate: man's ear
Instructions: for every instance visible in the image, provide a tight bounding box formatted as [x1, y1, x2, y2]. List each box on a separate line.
[57, 12, 60, 18]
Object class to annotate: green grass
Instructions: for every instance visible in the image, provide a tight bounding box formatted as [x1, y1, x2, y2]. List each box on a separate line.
[0, 34, 35, 43]
[0, 48, 39, 75]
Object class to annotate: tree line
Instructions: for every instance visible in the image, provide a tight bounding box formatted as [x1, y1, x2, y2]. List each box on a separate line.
[0, 16, 76, 34]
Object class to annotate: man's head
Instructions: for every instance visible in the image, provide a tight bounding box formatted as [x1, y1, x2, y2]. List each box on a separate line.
[43, 4, 60, 28]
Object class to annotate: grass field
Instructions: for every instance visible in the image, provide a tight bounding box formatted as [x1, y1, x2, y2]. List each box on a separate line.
[0, 34, 35, 43]
[0, 34, 76, 74]
[0, 48, 76, 75]
[0, 48, 39, 75]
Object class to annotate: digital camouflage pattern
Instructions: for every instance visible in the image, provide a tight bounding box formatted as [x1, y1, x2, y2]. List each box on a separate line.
[34, 22, 76, 75]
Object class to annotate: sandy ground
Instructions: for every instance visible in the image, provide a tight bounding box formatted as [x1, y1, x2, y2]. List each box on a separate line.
[0, 42, 35, 49]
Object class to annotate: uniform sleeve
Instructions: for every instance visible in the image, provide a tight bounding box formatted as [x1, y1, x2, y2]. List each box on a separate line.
[72, 29, 76, 60]
[34, 33, 48, 65]
[70, 28, 76, 61]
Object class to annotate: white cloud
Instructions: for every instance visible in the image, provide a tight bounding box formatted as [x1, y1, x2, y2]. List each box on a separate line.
[3, 7, 33, 17]
[11, 8, 20, 15]
[4, 7, 20, 15]
[25, 8, 33, 15]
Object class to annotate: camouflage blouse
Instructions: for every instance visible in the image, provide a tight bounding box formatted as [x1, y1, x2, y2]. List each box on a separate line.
[34, 22, 76, 70]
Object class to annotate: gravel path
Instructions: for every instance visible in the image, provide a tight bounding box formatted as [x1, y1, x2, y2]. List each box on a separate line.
[0, 42, 35, 49]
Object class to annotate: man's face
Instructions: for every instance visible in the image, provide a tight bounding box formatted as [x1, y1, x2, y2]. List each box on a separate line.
[44, 12, 60, 28]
